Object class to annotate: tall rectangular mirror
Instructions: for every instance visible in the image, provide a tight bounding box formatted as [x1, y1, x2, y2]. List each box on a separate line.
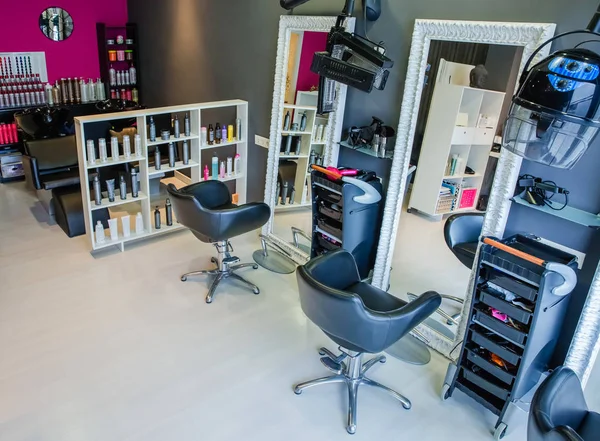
[260, 15, 355, 264]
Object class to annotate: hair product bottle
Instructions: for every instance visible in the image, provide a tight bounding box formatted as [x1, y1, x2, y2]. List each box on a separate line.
[201, 127, 207, 146]
[173, 115, 180, 138]
[281, 182, 288, 206]
[119, 175, 127, 200]
[236, 118, 242, 141]
[154, 207, 161, 230]
[129, 63, 137, 85]
[184, 113, 191, 137]
[121, 215, 131, 238]
[95, 221, 106, 244]
[109, 65, 116, 86]
[168, 142, 176, 167]
[123, 135, 131, 157]
[134, 134, 142, 157]
[204, 165, 210, 181]
[166, 198, 173, 226]
[86, 140, 96, 164]
[182, 140, 189, 165]
[208, 124, 214, 145]
[106, 179, 116, 202]
[220, 161, 225, 179]
[212, 154, 218, 179]
[131, 169, 139, 198]
[135, 212, 144, 234]
[283, 111, 291, 131]
[300, 112, 307, 131]
[149, 116, 156, 142]
[98, 138, 108, 162]
[215, 123, 222, 144]
[226, 157, 233, 177]
[234, 153, 241, 175]
[221, 125, 227, 143]
[154, 146, 161, 170]
[108, 218, 119, 241]
[110, 136, 119, 160]
[227, 125, 234, 142]
[93, 175, 102, 206]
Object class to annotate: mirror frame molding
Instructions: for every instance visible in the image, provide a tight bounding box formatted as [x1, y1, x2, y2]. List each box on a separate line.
[262, 15, 356, 263]
[369, 20, 600, 372]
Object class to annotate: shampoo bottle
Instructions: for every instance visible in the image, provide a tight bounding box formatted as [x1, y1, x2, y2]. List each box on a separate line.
[226, 157, 233, 177]
[234, 153, 241, 175]
[221, 125, 227, 143]
[208, 124, 215, 145]
[215, 123, 222, 144]
[204, 165, 210, 181]
[220, 161, 225, 179]
[212, 154, 219, 179]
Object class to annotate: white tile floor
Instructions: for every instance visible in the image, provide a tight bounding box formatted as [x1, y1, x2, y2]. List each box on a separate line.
[0, 181, 564, 441]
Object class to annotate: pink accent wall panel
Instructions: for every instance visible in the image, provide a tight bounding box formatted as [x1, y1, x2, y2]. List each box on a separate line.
[296, 31, 328, 93]
[2, 1, 128, 83]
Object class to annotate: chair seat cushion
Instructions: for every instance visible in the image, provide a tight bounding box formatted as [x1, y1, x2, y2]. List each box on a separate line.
[453, 241, 478, 267]
[578, 411, 600, 440]
[347, 281, 407, 313]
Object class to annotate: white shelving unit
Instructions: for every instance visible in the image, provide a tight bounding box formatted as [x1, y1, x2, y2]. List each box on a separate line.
[274, 95, 329, 211]
[408, 83, 504, 217]
[75, 100, 248, 252]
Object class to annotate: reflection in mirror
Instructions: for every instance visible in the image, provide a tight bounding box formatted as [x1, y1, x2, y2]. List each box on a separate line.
[39, 7, 74, 42]
[272, 30, 329, 253]
[390, 40, 523, 346]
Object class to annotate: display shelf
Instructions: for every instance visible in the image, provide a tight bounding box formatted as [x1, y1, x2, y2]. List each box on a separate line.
[283, 104, 317, 111]
[217, 173, 244, 183]
[90, 192, 147, 211]
[339, 141, 393, 160]
[148, 160, 198, 178]
[280, 154, 309, 159]
[312, 141, 326, 145]
[511, 195, 600, 228]
[200, 139, 243, 150]
[86, 155, 145, 169]
[275, 202, 311, 212]
[281, 130, 312, 136]
[147, 134, 199, 147]
[490, 151, 501, 159]
[76, 100, 249, 252]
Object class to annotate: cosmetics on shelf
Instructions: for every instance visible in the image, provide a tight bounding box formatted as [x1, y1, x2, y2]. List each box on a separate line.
[201, 119, 243, 146]
[85, 135, 144, 166]
[0, 123, 18, 145]
[204, 153, 241, 180]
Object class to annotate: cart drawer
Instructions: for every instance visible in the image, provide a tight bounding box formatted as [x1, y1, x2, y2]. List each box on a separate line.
[470, 325, 522, 366]
[317, 218, 342, 239]
[314, 186, 343, 206]
[455, 380, 503, 416]
[478, 287, 533, 326]
[474, 305, 528, 346]
[318, 202, 343, 222]
[315, 233, 341, 251]
[461, 366, 511, 401]
[484, 268, 538, 302]
[465, 345, 516, 386]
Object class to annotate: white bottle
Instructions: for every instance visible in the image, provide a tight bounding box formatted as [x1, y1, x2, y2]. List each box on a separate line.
[234, 154, 241, 176]
[108, 218, 119, 241]
[96, 78, 106, 100]
[121, 215, 131, 238]
[124, 71, 130, 86]
[95, 221, 106, 244]
[80, 79, 89, 103]
[116, 71, 122, 86]
[226, 157, 233, 177]
[109, 65, 116, 86]
[88, 78, 96, 101]
[129, 63, 137, 85]
[135, 212, 144, 234]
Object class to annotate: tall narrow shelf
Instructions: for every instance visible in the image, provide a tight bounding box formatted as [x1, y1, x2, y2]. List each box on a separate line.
[75, 100, 248, 252]
[408, 84, 505, 217]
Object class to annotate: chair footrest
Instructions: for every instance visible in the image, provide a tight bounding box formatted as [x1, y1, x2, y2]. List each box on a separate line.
[223, 256, 240, 265]
[321, 356, 344, 375]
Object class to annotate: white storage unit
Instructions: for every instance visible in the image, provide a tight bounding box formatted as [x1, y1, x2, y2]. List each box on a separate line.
[275, 102, 329, 211]
[75, 100, 248, 252]
[408, 84, 504, 217]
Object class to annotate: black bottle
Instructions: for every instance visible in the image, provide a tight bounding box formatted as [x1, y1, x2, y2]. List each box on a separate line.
[281, 182, 288, 206]
[154, 206, 161, 229]
[208, 124, 215, 145]
[166, 198, 173, 226]
[215, 123, 222, 144]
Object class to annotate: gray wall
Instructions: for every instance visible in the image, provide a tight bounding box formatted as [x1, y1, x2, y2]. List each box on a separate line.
[127, 0, 599, 202]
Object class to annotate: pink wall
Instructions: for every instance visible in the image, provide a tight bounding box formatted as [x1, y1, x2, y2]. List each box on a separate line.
[296, 32, 328, 93]
[2, 1, 128, 83]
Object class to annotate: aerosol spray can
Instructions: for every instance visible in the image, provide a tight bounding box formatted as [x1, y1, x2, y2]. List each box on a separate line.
[154, 146, 161, 170]
[281, 182, 289, 206]
[300, 112, 307, 131]
[168, 142, 176, 167]
[131, 169, 139, 198]
[184, 113, 191, 137]
[285, 135, 293, 155]
[276, 182, 281, 205]
[149, 116, 156, 142]
[289, 188, 295, 205]
[154, 206, 161, 230]
[166, 198, 173, 226]
[283, 111, 290, 131]
[182, 140, 189, 165]
[173, 115, 180, 138]
[93, 175, 102, 206]
[119, 175, 127, 200]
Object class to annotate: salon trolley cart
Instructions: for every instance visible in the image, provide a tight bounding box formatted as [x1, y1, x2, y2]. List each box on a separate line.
[441, 235, 578, 440]
[310, 166, 383, 279]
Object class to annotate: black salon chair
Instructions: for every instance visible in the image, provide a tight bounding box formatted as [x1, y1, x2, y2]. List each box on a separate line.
[293, 250, 441, 434]
[444, 212, 485, 269]
[167, 181, 271, 304]
[22, 135, 80, 191]
[529, 367, 599, 441]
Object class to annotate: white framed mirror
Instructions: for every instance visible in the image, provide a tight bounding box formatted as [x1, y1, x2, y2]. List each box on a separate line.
[261, 15, 356, 264]
[370, 20, 558, 360]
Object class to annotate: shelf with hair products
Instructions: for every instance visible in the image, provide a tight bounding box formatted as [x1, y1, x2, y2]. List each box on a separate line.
[75, 100, 248, 252]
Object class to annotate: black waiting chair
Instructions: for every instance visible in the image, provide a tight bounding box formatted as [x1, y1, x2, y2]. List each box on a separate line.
[293, 250, 441, 434]
[444, 212, 485, 269]
[167, 181, 271, 304]
[529, 367, 599, 441]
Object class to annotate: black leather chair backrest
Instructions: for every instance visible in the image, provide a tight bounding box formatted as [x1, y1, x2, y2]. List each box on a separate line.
[167, 181, 231, 242]
[297, 250, 441, 353]
[529, 367, 589, 441]
[24, 136, 78, 171]
[444, 212, 484, 250]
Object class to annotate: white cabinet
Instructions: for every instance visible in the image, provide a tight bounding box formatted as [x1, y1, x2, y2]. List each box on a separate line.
[408, 84, 505, 217]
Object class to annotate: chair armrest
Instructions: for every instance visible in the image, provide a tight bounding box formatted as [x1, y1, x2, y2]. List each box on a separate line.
[21, 155, 42, 190]
[214, 202, 271, 239]
[550, 426, 584, 441]
[385, 290, 441, 331]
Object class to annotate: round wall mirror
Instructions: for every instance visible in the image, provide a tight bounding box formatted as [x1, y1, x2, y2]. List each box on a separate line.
[39, 7, 74, 42]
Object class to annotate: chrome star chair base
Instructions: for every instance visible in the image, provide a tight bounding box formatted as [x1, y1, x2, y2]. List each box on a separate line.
[294, 347, 411, 435]
[181, 240, 260, 304]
